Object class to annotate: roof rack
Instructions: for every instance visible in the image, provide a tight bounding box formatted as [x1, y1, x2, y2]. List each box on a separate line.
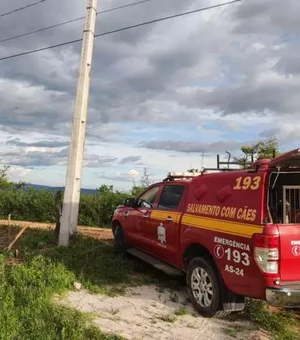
[163, 149, 278, 180]
[200, 152, 247, 173]
[201, 149, 277, 173]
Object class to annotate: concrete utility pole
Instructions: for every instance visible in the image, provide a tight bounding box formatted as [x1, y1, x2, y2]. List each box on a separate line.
[59, 0, 98, 246]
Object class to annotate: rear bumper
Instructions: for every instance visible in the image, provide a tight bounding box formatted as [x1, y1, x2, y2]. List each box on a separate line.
[266, 287, 300, 308]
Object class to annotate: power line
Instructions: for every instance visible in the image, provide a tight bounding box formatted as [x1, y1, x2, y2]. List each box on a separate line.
[0, 0, 47, 19]
[0, 17, 83, 44]
[99, 0, 154, 14]
[0, 0, 241, 61]
[0, 0, 156, 44]
[95, 1, 241, 38]
[0, 38, 83, 61]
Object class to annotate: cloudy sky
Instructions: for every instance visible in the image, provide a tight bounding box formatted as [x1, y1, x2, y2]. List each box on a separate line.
[0, 0, 299, 190]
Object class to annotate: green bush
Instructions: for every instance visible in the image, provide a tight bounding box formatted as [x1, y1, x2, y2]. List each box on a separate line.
[0, 188, 56, 223]
[0, 184, 143, 227]
[0, 165, 150, 227]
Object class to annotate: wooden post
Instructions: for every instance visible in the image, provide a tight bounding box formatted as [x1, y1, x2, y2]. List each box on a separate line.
[55, 191, 63, 240]
[8, 226, 28, 251]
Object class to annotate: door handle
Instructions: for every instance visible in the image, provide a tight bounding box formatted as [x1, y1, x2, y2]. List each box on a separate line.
[165, 216, 174, 222]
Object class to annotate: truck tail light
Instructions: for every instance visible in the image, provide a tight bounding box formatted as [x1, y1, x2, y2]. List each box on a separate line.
[253, 234, 279, 275]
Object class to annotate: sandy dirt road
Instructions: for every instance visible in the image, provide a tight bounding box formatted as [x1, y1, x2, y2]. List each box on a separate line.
[59, 285, 270, 340]
[0, 219, 113, 240]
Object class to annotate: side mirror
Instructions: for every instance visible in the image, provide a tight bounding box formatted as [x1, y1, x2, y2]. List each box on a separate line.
[141, 200, 152, 209]
[123, 197, 136, 207]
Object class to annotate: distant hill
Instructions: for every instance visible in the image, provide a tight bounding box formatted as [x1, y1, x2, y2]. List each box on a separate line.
[25, 184, 97, 195]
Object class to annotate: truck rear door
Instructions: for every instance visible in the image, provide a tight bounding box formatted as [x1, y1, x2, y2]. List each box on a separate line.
[278, 221, 300, 281]
[274, 185, 300, 281]
[268, 149, 300, 281]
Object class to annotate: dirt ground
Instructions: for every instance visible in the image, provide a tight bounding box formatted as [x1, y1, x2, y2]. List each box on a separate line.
[0, 219, 113, 240]
[58, 285, 270, 340]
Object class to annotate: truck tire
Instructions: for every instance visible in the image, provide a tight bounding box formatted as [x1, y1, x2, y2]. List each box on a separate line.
[187, 257, 227, 318]
[113, 224, 127, 255]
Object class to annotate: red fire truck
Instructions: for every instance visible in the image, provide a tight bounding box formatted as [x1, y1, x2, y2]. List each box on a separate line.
[111, 148, 300, 318]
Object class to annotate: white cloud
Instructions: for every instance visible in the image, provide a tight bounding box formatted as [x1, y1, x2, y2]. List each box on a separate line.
[8, 167, 32, 181]
[0, 0, 299, 189]
[128, 169, 139, 178]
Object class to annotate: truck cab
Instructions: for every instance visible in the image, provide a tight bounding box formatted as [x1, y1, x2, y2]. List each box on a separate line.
[112, 148, 300, 318]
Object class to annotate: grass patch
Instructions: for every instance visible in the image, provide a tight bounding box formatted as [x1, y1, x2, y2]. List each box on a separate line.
[175, 306, 189, 316]
[223, 325, 244, 338]
[239, 298, 300, 340]
[10, 226, 170, 295]
[0, 224, 173, 339]
[0, 224, 180, 339]
[0, 253, 123, 339]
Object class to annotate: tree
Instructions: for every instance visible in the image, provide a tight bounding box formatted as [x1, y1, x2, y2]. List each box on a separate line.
[235, 137, 280, 168]
[0, 166, 25, 191]
[131, 185, 145, 197]
[93, 185, 129, 226]
[130, 168, 153, 197]
[255, 137, 280, 159]
[0, 166, 13, 190]
[140, 167, 153, 187]
[14, 181, 26, 190]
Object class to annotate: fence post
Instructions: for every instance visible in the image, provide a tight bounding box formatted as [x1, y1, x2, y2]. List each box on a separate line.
[54, 191, 63, 240]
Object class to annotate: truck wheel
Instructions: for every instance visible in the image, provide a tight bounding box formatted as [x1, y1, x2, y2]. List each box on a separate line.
[114, 224, 127, 255]
[187, 257, 225, 318]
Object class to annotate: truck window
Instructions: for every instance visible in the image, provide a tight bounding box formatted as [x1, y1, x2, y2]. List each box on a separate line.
[157, 185, 185, 211]
[137, 186, 160, 208]
[268, 172, 300, 224]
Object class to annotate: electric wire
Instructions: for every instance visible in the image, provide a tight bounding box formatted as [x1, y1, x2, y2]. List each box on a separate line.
[0, 0, 242, 61]
[0, 0, 157, 43]
[0, 0, 48, 19]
